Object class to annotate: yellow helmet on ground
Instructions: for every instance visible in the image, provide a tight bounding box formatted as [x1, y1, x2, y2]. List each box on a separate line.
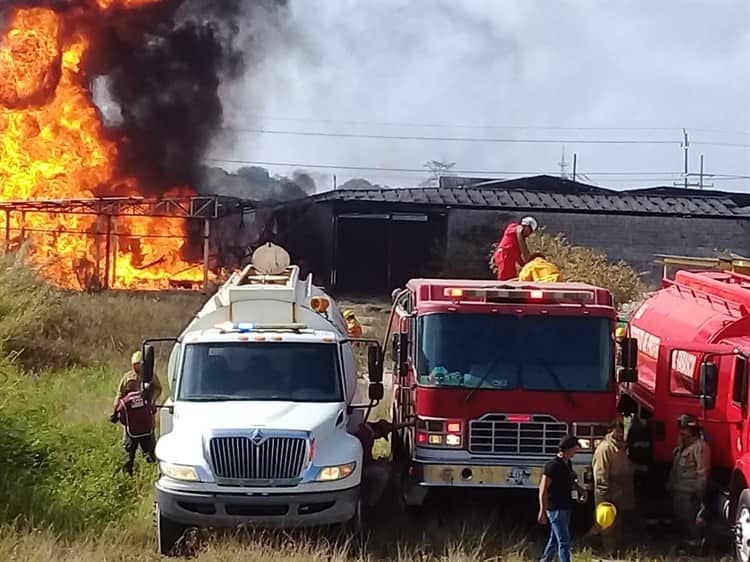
[131, 350, 142, 365]
[595, 502, 617, 530]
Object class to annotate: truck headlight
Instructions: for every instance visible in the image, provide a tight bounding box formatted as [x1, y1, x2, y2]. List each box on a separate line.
[315, 462, 356, 482]
[577, 438, 592, 450]
[160, 462, 200, 482]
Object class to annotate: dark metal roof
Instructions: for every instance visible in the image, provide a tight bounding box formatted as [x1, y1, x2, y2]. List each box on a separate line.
[627, 186, 750, 208]
[441, 174, 614, 194]
[313, 186, 742, 217]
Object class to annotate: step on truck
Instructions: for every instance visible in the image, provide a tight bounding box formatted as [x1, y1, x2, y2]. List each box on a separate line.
[139, 244, 384, 555]
[617, 268, 750, 561]
[387, 279, 637, 510]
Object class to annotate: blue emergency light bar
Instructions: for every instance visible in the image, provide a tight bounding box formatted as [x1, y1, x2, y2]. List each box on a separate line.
[216, 321, 308, 333]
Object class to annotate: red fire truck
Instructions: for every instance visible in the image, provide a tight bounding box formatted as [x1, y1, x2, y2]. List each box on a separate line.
[617, 269, 750, 560]
[387, 278, 637, 508]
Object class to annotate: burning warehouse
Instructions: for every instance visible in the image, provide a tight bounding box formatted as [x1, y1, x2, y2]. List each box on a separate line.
[0, 0, 284, 290]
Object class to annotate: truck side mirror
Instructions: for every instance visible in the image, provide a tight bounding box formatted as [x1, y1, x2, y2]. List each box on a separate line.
[617, 337, 638, 383]
[700, 361, 718, 410]
[391, 332, 408, 377]
[141, 343, 155, 384]
[369, 382, 384, 401]
[368, 345, 383, 383]
[140, 343, 155, 399]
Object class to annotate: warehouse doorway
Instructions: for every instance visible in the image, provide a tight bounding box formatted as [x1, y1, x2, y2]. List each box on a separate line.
[333, 212, 446, 296]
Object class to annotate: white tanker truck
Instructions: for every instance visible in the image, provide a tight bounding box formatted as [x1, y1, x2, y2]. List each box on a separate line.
[139, 244, 384, 555]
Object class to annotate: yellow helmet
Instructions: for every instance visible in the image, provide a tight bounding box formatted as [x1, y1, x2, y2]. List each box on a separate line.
[595, 502, 617, 530]
[615, 326, 627, 338]
[131, 350, 142, 365]
[343, 310, 355, 319]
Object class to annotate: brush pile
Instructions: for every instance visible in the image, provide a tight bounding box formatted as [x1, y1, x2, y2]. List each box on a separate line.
[489, 229, 646, 309]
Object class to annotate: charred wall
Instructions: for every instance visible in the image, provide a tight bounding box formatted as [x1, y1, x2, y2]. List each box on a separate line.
[444, 209, 750, 283]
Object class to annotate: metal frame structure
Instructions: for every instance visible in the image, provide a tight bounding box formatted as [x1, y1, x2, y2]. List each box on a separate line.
[1, 195, 253, 291]
[655, 253, 750, 279]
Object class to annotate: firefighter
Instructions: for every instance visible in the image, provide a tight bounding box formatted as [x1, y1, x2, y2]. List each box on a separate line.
[352, 418, 409, 507]
[518, 252, 562, 282]
[113, 350, 163, 409]
[668, 413, 711, 548]
[492, 216, 538, 281]
[590, 417, 636, 554]
[344, 310, 364, 338]
[110, 379, 157, 475]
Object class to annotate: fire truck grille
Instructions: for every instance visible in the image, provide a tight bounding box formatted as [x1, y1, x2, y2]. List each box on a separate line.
[469, 414, 568, 456]
[208, 436, 308, 483]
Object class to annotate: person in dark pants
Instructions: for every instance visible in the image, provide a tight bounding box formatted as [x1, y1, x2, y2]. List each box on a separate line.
[538, 435, 585, 562]
[110, 379, 157, 475]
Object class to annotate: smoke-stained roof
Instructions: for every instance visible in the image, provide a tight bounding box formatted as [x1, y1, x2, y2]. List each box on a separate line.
[313, 183, 742, 217]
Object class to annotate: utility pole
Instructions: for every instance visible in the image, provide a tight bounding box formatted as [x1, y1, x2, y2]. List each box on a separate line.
[674, 151, 714, 190]
[682, 128, 689, 189]
[558, 145, 569, 179]
[572, 153, 577, 182]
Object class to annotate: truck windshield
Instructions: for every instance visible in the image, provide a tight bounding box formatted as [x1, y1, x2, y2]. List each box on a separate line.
[178, 342, 343, 402]
[417, 313, 612, 392]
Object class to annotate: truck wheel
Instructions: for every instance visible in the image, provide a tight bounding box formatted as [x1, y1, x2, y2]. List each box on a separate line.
[156, 504, 187, 556]
[735, 489, 750, 562]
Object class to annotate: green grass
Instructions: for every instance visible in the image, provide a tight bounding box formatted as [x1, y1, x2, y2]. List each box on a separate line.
[0, 255, 729, 560]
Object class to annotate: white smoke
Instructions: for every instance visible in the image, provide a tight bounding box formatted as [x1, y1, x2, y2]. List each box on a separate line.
[211, 0, 750, 192]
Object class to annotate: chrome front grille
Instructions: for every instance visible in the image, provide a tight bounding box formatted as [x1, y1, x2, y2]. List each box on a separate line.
[208, 435, 308, 483]
[469, 414, 568, 456]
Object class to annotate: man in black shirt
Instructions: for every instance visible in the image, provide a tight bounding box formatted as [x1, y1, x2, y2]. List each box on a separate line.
[538, 434, 584, 562]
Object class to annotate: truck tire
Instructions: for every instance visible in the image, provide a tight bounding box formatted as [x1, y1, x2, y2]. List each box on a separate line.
[735, 489, 750, 562]
[156, 504, 187, 557]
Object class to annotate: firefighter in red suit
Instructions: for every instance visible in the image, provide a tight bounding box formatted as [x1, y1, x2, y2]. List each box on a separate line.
[110, 379, 157, 475]
[493, 216, 538, 280]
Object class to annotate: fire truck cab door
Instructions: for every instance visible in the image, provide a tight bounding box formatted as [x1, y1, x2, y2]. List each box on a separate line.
[727, 355, 748, 425]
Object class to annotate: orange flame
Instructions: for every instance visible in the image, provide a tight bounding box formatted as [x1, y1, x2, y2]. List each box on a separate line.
[0, 5, 208, 290]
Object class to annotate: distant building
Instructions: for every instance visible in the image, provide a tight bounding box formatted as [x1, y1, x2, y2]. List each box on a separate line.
[242, 175, 750, 295]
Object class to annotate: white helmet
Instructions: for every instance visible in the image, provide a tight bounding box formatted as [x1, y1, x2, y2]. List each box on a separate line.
[521, 216, 538, 232]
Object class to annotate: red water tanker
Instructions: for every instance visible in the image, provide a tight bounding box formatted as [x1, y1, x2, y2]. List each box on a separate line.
[618, 269, 750, 560]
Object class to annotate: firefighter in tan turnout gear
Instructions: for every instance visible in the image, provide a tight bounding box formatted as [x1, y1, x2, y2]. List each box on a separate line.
[668, 413, 711, 548]
[589, 417, 636, 554]
[113, 351, 163, 408]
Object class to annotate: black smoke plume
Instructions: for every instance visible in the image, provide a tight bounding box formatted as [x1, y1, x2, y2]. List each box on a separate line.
[1, 0, 288, 195]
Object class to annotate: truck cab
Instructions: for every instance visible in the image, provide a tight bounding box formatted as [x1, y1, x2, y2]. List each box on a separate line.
[142, 250, 383, 555]
[388, 279, 636, 507]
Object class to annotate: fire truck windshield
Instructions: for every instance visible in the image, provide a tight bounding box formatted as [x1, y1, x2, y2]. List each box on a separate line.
[417, 313, 612, 392]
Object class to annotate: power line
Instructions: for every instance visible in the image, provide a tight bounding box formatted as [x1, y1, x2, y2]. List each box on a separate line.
[204, 157, 689, 177]
[693, 141, 750, 148]
[224, 127, 681, 145]
[691, 128, 750, 137]
[240, 116, 687, 133]
[235, 118, 750, 137]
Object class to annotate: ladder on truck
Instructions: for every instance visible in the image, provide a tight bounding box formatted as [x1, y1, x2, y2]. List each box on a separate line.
[655, 253, 750, 280]
[669, 268, 750, 316]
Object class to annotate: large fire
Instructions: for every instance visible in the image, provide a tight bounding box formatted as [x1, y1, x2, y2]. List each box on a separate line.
[0, 3, 207, 290]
